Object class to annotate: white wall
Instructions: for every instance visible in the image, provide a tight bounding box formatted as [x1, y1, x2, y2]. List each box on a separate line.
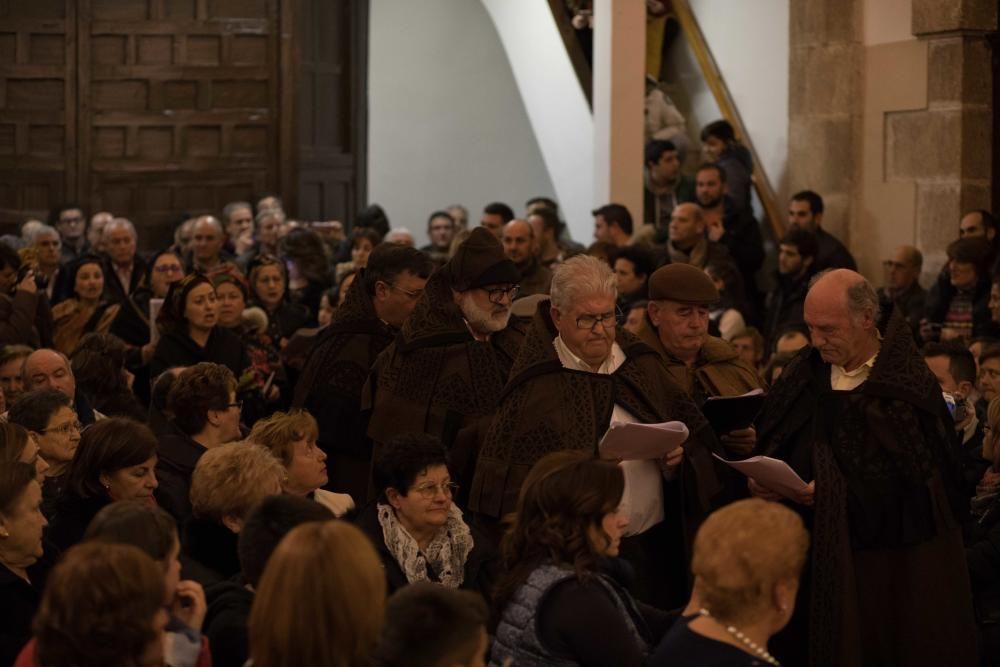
[667, 0, 790, 202]
[368, 0, 556, 245]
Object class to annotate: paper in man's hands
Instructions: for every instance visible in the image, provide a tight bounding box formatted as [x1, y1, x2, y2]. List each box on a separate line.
[599, 421, 689, 461]
[713, 453, 809, 499]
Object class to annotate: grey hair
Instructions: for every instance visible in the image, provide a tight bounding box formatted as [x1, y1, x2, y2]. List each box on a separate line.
[222, 201, 252, 221]
[255, 208, 285, 225]
[105, 217, 137, 239]
[809, 269, 882, 321]
[27, 224, 59, 245]
[549, 254, 617, 312]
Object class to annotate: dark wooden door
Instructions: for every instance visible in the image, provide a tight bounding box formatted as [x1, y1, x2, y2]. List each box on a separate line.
[294, 0, 367, 223]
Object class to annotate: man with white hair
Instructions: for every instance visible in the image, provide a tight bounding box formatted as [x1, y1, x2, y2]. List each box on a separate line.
[87, 211, 113, 252]
[754, 269, 976, 667]
[31, 224, 63, 300]
[367, 228, 524, 498]
[187, 215, 236, 274]
[470, 254, 716, 606]
[21, 348, 104, 425]
[101, 217, 146, 302]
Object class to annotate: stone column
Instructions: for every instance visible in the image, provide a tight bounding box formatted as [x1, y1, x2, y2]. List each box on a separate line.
[787, 0, 864, 243]
[905, 0, 996, 269]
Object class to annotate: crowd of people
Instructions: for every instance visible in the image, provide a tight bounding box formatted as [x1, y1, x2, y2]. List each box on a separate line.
[0, 122, 996, 667]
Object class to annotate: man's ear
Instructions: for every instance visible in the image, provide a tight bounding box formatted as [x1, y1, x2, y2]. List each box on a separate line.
[205, 408, 222, 428]
[957, 380, 975, 400]
[647, 301, 661, 327]
[373, 281, 389, 302]
[221, 515, 243, 534]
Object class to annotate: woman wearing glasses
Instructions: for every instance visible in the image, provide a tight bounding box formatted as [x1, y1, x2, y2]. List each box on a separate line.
[7, 388, 78, 514]
[358, 432, 496, 599]
[47, 417, 159, 552]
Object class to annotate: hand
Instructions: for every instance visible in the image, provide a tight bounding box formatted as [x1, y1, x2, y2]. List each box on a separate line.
[793, 481, 816, 506]
[748, 477, 782, 502]
[235, 230, 254, 255]
[265, 383, 280, 402]
[720, 426, 756, 457]
[15, 270, 36, 294]
[171, 579, 207, 632]
[706, 219, 725, 242]
[661, 445, 685, 480]
[141, 342, 156, 364]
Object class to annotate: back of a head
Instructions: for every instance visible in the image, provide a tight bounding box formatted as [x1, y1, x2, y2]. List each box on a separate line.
[250, 521, 386, 667]
[483, 202, 515, 223]
[692, 498, 810, 625]
[527, 207, 561, 236]
[190, 442, 284, 523]
[375, 582, 488, 667]
[8, 388, 71, 433]
[238, 494, 334, 587]
[922, 340, 977, 386]
[167, 362, 236, 436]
[362, 243, 435, 297]
[35, 542, 166, 667]
[84, 500, 177, 562]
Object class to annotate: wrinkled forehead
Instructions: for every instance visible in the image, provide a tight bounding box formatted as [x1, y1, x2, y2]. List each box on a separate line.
[26, 352, 69, 376]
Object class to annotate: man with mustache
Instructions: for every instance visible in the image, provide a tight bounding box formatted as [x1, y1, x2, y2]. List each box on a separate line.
[366, 228, 524, 500]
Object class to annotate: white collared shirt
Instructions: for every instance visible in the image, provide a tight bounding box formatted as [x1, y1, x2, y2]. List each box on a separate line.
[830, 351, 879, 391]
[553, 336, 664, 536]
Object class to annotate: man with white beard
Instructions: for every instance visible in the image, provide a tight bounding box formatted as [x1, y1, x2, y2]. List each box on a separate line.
[366, 228, 525, 500]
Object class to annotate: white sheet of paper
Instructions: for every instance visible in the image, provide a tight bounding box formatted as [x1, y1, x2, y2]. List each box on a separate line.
[599, 421, 689, 461]
[149, 298, 164, 345]
[712, 453, 809, 499]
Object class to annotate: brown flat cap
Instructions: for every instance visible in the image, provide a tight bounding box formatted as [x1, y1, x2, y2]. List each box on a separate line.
[648, 263, 720, 304]
[444, 227, 519, 291]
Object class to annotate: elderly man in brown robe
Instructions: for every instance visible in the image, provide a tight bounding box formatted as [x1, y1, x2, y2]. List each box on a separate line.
[470, 255, 722, 605]
[292, 243, 434, 500]
[366, 228, 524, 500]
[753, 269, 977, 667]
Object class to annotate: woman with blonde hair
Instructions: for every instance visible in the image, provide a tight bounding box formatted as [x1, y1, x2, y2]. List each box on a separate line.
[650, 498, 809, 666]
[248, 521, 385, 667]
[248, 410, 354, 517]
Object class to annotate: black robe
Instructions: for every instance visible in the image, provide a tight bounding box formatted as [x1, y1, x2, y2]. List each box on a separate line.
[756, 306, 978, 667]
[292, 272, 395, 500]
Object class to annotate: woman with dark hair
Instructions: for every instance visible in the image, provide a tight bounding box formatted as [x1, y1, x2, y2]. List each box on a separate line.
[8, 388, 78, 512]
[47, 417, 159, 551]
[71, 332, 145, 421]
[490, 450, 674, 667]
[0, 422, 49, 477]
[280, 226, 333, 322]
[359, 433, 496, 599]
[150, 272, 250, 380]
[705, 260, 752, 340]
[249, 521, 385, 667]
[247, 255, 311, 350]
[14, 542, 169, 667]
[85, 501, 211, 667]
[700, 119, 753, 212]
[0, 462, 49, 667]
[336, 227, 381, 283]
[51, 254, 120, 355]
[922, 237, 996, 343]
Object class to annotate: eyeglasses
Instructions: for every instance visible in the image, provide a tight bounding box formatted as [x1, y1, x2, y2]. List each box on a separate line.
[59, 216, 83, 225]
[389, 284, 423, 300]
[41, 421, 82, 435]
[485, 285, 520, 305]
[154, 263, 183, 273]
[575, 308, 622, 330]
[411, 481, 459, 499]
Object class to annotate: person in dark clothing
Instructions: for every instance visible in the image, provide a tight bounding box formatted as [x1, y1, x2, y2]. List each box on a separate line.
[280, 227, 334, 323]
[644, 139, 696, 239]
[360, 433, 497, 600]
[878, 244, 926, 339]
[695, 163, 764, 303]
[787, 190, 856, 272]
[763, 226, 818, 348]
[0, 241, 53, 348]
[922, 237, 995, 345]
[665, 202, 733, 271]
[292, 244, 434, 500]
[700, 120, 754, 214]
[151, 272, 250, 381]
[753, 270, 977, 667]
[155, 362, 243, 524]
[46, 418, 159, 553]
[69, 333, 146, 422]
[8, 389, 78, 515]
[491, 451, 675, 667]
[650, 499, 809, 667]
[613, 245, 655, 322]
[183, 442, 284, 588]
[204, 495, 334, 667]
[0, 462, 51, 667]
[968, 397, 1000, 663]
[99, 218, 148, 306]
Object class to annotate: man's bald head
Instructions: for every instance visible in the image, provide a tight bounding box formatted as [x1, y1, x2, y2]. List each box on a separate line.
[804, 270, 880, 369]
[502, 219, 535, 266]
[23, 348, 76, 400]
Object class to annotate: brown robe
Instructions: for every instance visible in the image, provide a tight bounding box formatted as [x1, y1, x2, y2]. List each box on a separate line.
[365, 270, 524, 501]
[756, 307, 978, 667]
[292, 271, 395, 500]
[51, 298, 120, 356]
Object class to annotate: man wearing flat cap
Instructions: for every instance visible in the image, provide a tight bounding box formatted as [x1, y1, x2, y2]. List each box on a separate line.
[641, 263, 763, 479]
[365, 228, 526, 500]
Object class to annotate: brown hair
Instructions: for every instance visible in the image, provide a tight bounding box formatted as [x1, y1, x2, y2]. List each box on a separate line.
[0, 461, 36, 515]
[247, 410, 318, 467]
[0, 422, 31, 465]
[63, 418, 158, 500]
[249, 521, 386, 667]
[692, 498, 810, 626]
[495, 450, 625, 608]
[34, 542, 166, 667]
[166, 362, 237, 436]
[190, 442, 285, 522]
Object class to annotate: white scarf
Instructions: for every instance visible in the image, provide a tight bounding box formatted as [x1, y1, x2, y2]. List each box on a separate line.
[376, 503, 474, 588]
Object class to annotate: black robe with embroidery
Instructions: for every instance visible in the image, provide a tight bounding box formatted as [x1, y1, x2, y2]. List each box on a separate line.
[292, 271, 395, 500]
[756, 306, 978, 667]
[365, 271, 524, 503]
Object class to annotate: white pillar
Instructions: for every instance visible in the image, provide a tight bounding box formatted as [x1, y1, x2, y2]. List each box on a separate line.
[592, 0, 646, 228]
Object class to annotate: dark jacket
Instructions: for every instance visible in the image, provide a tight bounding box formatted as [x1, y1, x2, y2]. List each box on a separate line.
[292, 272, 395, 500]
[813, 227, 857, 272]
[251, 299, 312, 346]
[645, 174, 696, 233]
[0, 562, 45, 667]
[763, 269, 814, 347]
[102, 254, 148, 305]
[0, 290, 42, 347]
[878, 281, 926, 341]
[515, 257, 552, 298]
[717, 145, 754, 214]
[356, 502, 498, 601]
[923, 272, 993, 340]
[203, 579, 254, 667]
[182, 517, 241, 589]
[47, 493, 110, 553]
[155, 426, 207, 524]
[150, 325, 249, 381]
[714, 195, 764, 297]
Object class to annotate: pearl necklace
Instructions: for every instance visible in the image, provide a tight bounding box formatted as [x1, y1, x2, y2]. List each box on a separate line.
[698, 608, 781, 666]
